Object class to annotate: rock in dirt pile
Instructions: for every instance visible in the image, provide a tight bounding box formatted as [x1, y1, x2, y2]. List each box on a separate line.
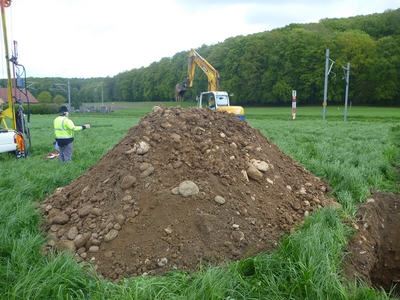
[40, 105, 339, 281]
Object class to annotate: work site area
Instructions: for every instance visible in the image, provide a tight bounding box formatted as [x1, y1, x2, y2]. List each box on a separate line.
[1, 0, 400, 298]
[38, 105, 400, 296]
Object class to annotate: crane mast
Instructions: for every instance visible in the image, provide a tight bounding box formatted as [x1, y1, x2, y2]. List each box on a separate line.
[0, 0, 15, 129]
[0, 0, 32, 157]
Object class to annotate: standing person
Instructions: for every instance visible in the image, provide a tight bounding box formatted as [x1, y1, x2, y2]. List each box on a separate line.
[54, 106, 90, 162]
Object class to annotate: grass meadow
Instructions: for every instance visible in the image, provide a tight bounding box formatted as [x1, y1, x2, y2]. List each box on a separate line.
[0, 103, 399, 299]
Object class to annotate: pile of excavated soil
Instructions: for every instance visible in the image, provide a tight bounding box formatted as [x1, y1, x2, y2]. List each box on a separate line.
[39, 104, 398, 291]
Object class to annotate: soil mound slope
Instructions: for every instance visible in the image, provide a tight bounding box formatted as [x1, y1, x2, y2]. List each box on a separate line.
[40, 105, 338, 281]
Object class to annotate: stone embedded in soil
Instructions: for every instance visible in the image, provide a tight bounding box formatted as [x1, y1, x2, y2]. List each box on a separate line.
[214, 195, 226, 205]
[246, 163, 263, 181]
[178, 181, 199, 197]
[39, 105, 340, 281]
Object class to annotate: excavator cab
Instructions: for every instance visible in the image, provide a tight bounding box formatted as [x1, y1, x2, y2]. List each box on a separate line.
[197, 92, 213, 109]
[215, 94, 229, 107]
[208, 94, 215, 109]
[199, 91, 229, 110]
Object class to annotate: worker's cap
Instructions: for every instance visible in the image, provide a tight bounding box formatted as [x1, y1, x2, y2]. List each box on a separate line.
[59, 106, 69, 115]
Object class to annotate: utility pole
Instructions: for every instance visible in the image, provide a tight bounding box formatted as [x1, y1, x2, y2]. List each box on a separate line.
[101, 82, 104, 106]
[323, 49, 335, 120]
[342, 62, 350, 121]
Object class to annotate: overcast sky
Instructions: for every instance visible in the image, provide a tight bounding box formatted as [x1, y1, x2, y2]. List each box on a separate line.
[0, 0, 398, 79]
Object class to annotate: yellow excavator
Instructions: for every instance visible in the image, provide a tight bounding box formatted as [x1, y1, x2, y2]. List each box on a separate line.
[0, 0, 31, 157]
[175, 48, 245, 120]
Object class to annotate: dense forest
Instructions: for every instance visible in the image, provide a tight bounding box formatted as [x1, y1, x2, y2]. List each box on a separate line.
[2, 8, 399, 107]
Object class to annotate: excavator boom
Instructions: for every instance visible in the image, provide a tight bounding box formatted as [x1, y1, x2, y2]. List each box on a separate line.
[175, 49, 220, 101]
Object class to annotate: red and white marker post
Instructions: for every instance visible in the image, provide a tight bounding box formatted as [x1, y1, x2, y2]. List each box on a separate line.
[292, 90, 297, 120]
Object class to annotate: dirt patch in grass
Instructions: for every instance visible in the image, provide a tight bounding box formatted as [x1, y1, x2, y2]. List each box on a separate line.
[39, 104, 399, 295]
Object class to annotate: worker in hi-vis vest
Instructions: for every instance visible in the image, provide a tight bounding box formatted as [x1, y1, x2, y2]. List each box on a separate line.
[54, 106, 90, 162]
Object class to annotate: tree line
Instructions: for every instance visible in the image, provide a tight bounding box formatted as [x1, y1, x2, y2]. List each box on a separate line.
[2, 8, 399, 107]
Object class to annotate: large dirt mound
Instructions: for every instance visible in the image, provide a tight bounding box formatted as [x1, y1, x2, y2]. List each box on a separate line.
[40, 105, 340, 281]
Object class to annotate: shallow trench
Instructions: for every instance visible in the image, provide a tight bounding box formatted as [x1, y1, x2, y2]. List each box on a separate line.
[369, 194, 400, 295]
[346, 192, 400, 296]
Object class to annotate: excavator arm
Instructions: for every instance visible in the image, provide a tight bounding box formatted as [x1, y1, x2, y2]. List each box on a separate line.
[186, 49, 220, 91]
[175, 49, 220, 101]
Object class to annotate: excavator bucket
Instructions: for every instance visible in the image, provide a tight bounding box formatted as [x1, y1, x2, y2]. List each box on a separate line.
[174, 82, 187, 101]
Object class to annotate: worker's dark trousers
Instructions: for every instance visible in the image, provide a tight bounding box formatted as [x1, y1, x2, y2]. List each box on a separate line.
[58, 143, 73, 162]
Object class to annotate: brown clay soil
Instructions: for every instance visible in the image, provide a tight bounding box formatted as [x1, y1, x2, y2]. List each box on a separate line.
[39, 105, 400, 294]
[343, 190, 400, 295]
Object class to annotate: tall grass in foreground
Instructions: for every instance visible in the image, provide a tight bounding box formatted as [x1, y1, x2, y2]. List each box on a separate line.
[0, 105, 398, 299]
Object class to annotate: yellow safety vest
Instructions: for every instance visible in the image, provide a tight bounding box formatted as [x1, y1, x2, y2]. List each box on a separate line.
[54, 116, 83, 139]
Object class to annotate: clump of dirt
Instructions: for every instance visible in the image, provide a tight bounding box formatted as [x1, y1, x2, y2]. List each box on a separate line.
[39, 104, 397, 291]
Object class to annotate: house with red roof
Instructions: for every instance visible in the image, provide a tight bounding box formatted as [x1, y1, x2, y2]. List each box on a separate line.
[0, 88, 39, 104]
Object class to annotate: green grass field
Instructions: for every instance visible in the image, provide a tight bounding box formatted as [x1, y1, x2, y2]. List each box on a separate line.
[0, 103, 399, 299]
